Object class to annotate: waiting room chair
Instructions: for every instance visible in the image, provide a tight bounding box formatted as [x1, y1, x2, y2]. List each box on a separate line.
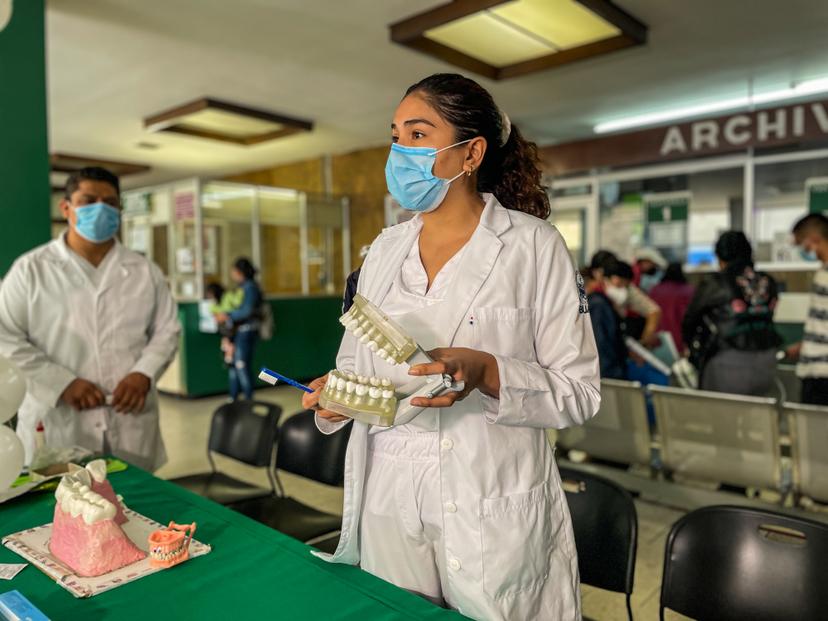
[557, 379, 651, 467]
[787, 401, 828, 504]
[169, 400, 282, 504]
[776, 364, 801, 403]
[660, 505, 828, 621]
[559, 467, 637, 621]
[649, 385, 781, 490]
[229, 410, 351, 552]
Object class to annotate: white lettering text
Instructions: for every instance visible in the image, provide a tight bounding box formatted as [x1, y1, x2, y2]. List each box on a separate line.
[660, 126, 687, 156]
[692, 120, 719, 151]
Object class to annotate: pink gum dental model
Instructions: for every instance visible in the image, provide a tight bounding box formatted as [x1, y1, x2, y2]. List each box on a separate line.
[148, 522, 196, 569]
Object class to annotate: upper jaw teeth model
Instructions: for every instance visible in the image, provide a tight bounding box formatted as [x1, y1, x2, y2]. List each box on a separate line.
[55, 467, 118, 525]
[321, 294, 464, 427]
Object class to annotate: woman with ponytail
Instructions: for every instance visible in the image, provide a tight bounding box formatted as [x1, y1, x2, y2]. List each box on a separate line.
[303, 73, 600, 620]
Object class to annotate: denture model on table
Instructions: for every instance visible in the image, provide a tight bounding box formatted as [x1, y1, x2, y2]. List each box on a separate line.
[49, 460, 146, 577]
[148, 522, 196, 569]
[320, 294, 464, 427]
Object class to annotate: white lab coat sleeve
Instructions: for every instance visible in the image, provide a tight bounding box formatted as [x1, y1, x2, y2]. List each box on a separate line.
[129, 265, 181, 383]
[0, 259, 76, 407]
[481, 228, 601, 429]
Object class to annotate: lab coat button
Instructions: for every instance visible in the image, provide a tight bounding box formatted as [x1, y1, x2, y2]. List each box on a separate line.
[448, 558, 461, 571]
[441, 438, 454, 450]
[445, 502, 457, 513]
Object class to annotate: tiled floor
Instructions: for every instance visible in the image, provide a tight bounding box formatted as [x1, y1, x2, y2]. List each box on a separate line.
[156, 387, 686, 620]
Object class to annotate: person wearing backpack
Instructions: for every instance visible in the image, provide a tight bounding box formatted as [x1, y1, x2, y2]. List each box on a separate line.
[214, 257, 263, 401]
[682, 231, 781, 396]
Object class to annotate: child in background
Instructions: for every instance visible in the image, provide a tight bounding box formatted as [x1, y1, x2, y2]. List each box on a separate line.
[206, 283, 243, 366]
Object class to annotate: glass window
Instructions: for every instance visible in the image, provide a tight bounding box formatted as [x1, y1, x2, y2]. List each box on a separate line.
[549, 207, 586, 266]
[258, 187, 303, 295]
[598, 167, 743, 267]
[306, 195, 347, 295]
[123, 180, 350, 300]
[201, 182, 256, 292]
[122, 186, 172, 276]
[753, 157, 828, 264]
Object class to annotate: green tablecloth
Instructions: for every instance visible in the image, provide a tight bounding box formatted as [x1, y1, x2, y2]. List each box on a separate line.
[0, 467, 466, 620]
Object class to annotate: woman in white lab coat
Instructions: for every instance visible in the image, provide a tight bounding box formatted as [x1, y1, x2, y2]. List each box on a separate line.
[304, 74, 600, 620]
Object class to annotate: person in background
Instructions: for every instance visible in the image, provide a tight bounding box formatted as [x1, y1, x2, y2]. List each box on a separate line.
[649, 262, 695, 353]
[206, 282, 243, 366]
[215, 258, 262, 401]
[342, 245, 372, 314]
[0, 167, 180, 470]
[682, 231, 780, 396]
[581, 267, 627, 379]
[633, 246, 667, 292]
[787, 214, 828, 405]
[590, 250, 662, 346]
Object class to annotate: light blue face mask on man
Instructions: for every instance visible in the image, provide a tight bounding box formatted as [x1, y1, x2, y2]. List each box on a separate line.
[74, 202, 121, 243]
[385, 139, 473, 213]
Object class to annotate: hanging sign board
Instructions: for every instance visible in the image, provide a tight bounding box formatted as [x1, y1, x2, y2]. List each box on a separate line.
[542, 99, 828, 175]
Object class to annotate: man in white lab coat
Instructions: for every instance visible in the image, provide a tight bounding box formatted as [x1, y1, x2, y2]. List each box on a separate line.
[0, 167, 180, 471]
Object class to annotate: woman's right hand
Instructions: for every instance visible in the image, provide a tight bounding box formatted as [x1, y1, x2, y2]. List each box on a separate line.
[303, 374, 349, 423]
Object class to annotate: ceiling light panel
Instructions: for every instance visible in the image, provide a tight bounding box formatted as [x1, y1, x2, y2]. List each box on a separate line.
[426, 12, 553, 66]
[391, 0, 646, 80]
[492, 0, 620, 50]
[178, 109, 285, 138]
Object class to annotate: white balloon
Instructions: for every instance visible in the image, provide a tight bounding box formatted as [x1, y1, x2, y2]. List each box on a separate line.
[0, 425, 24, 491]
[0, 1, 11, 34]
[0, 357, 25, 424]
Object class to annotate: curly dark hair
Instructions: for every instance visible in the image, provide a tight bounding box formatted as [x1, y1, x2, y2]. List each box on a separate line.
[405, 73, 550, 220]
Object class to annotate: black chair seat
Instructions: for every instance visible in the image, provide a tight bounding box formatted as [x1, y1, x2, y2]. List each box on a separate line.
[661, 505, 828, 621]
[230, 495, 342, 543]
[170, 472, 272, 505]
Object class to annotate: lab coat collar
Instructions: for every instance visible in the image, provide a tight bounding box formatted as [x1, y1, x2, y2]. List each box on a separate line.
[365, 193, 511, 347]
[49, 234, 140, 289]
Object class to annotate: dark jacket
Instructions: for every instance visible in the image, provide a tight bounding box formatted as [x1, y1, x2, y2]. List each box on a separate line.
[588, 291, 627, 380]
[682, 263, 781, 370]
[343, 267, 361, 314]
[229, 279, 263, 328]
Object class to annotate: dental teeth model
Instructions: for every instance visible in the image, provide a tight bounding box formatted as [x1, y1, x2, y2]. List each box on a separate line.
[339, 295, 419, 364]
[318, 370, 398, 427]
[148, 522, 196, 569]
[49, 460, 146, 577]
[327, 294, 464, 427]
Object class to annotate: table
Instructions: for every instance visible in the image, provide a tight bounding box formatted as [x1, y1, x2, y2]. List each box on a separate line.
[0, 466, 466, 620]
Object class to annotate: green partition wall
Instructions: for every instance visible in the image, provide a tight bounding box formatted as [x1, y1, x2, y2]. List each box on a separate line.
[176, 296, 344, 397]
[0, 0, 50, 274]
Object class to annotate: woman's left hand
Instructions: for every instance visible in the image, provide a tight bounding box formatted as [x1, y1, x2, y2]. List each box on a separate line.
[408, 347, 500, 408]
[215, 312, 229, 323]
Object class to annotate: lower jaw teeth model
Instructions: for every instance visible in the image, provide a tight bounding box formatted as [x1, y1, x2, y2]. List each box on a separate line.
[319, 294, 464, 427]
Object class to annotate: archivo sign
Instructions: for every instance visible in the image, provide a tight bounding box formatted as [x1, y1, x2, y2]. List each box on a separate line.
[541, 99, 828, 176]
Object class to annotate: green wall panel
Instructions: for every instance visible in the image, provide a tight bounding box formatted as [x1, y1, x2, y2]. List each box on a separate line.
[178, 296, 344, 397]
[0, 0, 50, 274]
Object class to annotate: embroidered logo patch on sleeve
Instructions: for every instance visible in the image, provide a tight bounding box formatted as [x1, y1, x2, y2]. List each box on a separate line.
[576, 271, 589, 314]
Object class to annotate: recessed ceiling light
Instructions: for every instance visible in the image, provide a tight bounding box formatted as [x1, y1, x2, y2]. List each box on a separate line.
[593, 76, 828, 133]
[144, 97, 313, 146]
[50, 153, 151, 177]
[390, 0, 646, 80]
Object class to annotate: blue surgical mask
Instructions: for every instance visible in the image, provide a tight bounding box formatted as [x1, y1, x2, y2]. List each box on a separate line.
[800, 247, 818, 262]
[640, 269, 663, 292]
[385, 139, 473, 213]
[73, 202, 121, 243]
